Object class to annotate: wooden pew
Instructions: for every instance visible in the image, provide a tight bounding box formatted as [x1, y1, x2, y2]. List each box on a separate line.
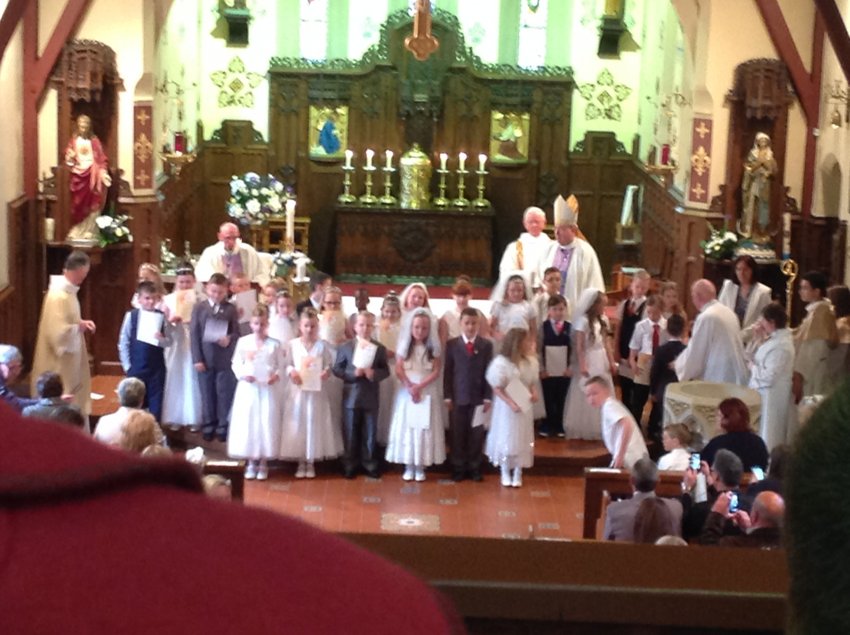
[343, 532, 787, 633]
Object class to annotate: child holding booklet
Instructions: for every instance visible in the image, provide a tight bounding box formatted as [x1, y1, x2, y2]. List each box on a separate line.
[118, 280, 172, 421]
[228, 305, 284, 480]
[538, 294, 571, 438]
[485, 327, 539, 487]
[229, 272, 256, 336]
[280, 308, 342, 478]
[332, 311, 390, 479]
[628, 294, 668, 433]
[162, 264, 203, 430]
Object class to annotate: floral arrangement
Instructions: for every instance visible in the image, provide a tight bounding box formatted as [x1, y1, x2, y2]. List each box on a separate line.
[95, 212, 132, 247]
[700, 225, 739, 260]
[273, 249, 313, 281]
[227, 172, 286, 225]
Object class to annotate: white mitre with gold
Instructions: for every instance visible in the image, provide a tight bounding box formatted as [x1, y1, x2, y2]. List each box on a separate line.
[553, 194, 580, 226]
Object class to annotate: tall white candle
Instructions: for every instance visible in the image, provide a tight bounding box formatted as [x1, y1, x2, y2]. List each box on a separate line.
[366, 148, 374, 169]
[458, 152, 467, 171]
[344, 149, 353, 169]
[782, 211, 791, 258]
[385, 150, 393, 169]
[478, 153, 487, 171]
[296, 258, 307, 281]
[439, 152, 448, 170]
[285, 199, 296, 247]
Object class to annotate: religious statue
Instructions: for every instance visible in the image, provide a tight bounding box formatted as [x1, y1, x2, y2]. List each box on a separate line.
[739, 132, 777, 240]
[65, 114, 111, 240]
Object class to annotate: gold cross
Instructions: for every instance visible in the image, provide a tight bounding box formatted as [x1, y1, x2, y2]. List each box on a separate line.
[691, 182, 706, 199]
[136, 110, 150, 126]
[695, 120, 710, 138]
[137, 169, 150, 186]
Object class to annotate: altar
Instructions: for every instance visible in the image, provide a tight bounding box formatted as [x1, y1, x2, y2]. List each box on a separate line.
[334, 205, 494, 284]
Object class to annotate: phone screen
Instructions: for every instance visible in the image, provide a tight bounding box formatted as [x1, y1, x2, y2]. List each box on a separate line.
[751, 467, 765, 481]
[728, 493, 739, 514]
[689, 453, 700, 471]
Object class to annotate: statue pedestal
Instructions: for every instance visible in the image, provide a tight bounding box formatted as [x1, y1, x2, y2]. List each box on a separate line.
[664, 381, 761, 449]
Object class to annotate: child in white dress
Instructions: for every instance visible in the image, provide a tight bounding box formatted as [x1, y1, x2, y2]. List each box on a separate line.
[386, 308, 446, 482]
[485, 327, 539, 487]
[131, 262, 166, 310]
[162, 265, 203, 430]
[490, 274, 537, 341]
[268, 290, 297, 344]
[563, 288, 615, 440]
[319, 286, 350, 431]
[438, 275, 490, 345]
[280, 308, 343, 478]
[227, 306, 284, 480]
[377, 293, 402, 446]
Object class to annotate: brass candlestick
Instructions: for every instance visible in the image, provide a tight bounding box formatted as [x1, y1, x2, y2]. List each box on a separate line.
[451, 168, 470, 208]
[433, 169, 449, 207]
[782, 258, 798, 318]
[473, 169, 490, 208]
[378, 166, 397, 205]
[338, 165, 356, 204]
[359, 166, 378, 205]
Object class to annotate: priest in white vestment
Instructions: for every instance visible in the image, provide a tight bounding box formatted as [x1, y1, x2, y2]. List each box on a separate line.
[31, 251, 96, 416]
[195, 222, 270, 285]
[497, 206, 553, 289]
[793, 271, 838, 400]
[675, 279, 748, 384]
[538, 194, 605, 314]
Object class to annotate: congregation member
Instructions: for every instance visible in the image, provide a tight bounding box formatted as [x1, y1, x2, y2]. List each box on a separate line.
[745, 444, 790, 502]
[584, 375, 648, 470]
[701, 397, 769, 472]
[117, 410, 163, 454]
[633, 497, 680, 544]
[22, 371, 79, 422]
[0, 345, 38, 412]
[612, 269, 649, 415]
[539, 194, 605, 314]
[793, 270, 838, 401]
[538, 294, 571, 438]
[195, 221, 269, 285]
[295, 271, 332, 315]
[718, 255, 772, 344]
[603, 457, 682, 542]
[333, 311, 391, 480]
[118, 280, 172, 421]
[675, 279, 748, 384]
[828, 284, 850, 375]
[700, 490, 783, 549]
[657, 423, 693, 471]
[93, 377, 154, 446]
[748, 302, 796, 451]
[190, 273, 239, 442]
[32, 250, 96, 418]
[497, 205, 553, 290]
[647, 313, 687, 438]
[162, 264, 203, 430]
[443, 307, 493, 482]
[681, 448, 748, 541]
[386, 308, 446, 482]
[627, 294, 668, 434]
[228, 306, 284, 481]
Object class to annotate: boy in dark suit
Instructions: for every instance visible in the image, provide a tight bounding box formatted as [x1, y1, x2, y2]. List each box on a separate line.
[539, 294, 572, 437]
[332, 311, 390, 479]
[295, 271, 331, 316]
[190, 273, 240, 442]
[443, 307, 493, 482]
[648, 313, 687, 443]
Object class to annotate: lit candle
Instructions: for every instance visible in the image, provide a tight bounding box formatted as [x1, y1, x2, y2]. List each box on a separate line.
[366, 148, 374, 169]
[782, 211, 791, 258]
[285, 199, 296, 247]
[295, 258, 307, 281]
[458, 152, 467, 171]
[478, 153, 487, 171]
[439, 152, 448, 171]
[385, 149, 393, 169]
[344, 149, 353, 169]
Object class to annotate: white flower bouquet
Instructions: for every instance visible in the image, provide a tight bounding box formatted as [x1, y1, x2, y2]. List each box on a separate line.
[227, 172, 286, 225]
[272, 249, 313, 282]
[700, 225, 739, 260]
[95, 213, 132, 247]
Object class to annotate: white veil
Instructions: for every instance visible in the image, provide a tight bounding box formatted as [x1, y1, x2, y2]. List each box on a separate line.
[574, 287, 605, 319]
[396, 306, 442, 359]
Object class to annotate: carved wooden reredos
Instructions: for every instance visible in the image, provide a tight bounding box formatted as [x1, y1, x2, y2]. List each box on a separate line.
[267, 8, 574, 271]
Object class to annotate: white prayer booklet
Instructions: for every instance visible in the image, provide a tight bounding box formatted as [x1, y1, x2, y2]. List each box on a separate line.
[544, 346, 568, 377]
[174, 290, 196, 322]
[505, 377, 532, 413]
[353, 342, 377, 369]
[300, 355, 322, 392]
[203, 317, 228, 344]
[233, 289, 257, 323]
[471, 403, 492, 429]
[136, 310, 164, 346]
[251, 349, 271, 383]
[409, 395, 432, 429]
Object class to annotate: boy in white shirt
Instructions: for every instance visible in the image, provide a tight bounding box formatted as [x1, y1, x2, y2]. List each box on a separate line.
[627, 294, 668, 431]
[585, 376, 648, 469]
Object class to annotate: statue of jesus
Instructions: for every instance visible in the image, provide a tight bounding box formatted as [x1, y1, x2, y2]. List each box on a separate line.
[65, 114, 112, 240]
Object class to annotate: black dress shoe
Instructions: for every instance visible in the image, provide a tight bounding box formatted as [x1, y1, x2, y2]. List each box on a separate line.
[366, 469, 381, 479]
[216, 432, 228, 442]
[202, 432, 214, 442]
[470, 470, 483, 482]
[451, 471, 465, 482]
[343, 469, 357, 480]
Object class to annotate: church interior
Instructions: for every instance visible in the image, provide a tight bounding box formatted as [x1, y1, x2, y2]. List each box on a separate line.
[2, 0, 850, 632]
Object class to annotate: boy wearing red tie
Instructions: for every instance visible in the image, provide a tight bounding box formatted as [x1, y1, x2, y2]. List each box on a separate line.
[539, 294, 572, 437]
[443, 308, 493, 481]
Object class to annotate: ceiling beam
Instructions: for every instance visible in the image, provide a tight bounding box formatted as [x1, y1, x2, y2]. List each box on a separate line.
[0, 0, 28, 65]
[814, 0, 850, 85]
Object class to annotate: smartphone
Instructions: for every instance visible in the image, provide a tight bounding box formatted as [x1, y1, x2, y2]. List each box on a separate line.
[751, 466, 765, 481]
[728, 493, 739, 514]
[689, 453, 700, 471]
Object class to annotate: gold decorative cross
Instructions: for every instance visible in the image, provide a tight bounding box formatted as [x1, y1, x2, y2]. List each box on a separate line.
[690, 182, 706, 199]
[695, 120, 710, 138]
[405, 0, 439, 61]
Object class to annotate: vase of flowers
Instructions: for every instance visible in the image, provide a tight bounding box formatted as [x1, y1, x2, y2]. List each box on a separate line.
[95, 212, 133, 247]
[700, 225, 739, 261]
[273, 249, 313, 283]
[227, 172, 286, 225]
